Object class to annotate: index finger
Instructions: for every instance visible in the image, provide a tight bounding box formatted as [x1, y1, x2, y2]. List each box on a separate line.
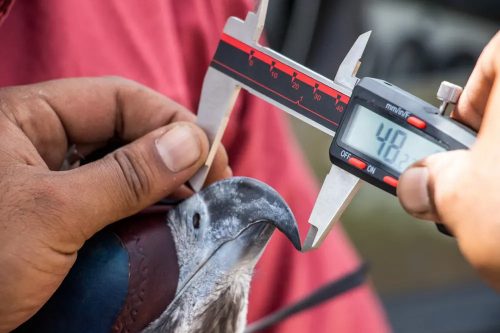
[0, 77, 195, 167]
[453, 31, 500, 131]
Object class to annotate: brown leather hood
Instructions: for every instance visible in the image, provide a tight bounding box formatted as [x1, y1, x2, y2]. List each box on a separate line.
[110, 207, 179, 333]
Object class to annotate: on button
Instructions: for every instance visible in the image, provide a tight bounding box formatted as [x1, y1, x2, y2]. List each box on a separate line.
[383, 176, 399, 188]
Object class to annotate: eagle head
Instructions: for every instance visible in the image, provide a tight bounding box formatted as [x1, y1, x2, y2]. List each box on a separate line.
[143, 177, 300, 333]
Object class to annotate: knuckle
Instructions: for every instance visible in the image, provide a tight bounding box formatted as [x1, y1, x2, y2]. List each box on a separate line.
[101, 76, 144, 101]
[101, 76, 144, 96]
[110, 147, 153, 206]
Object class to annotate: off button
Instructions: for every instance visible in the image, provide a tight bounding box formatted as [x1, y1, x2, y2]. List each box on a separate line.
[348, 157, 367, 170]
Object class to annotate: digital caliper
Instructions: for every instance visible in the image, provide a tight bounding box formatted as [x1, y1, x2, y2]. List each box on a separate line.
[189, 0, 476, 251]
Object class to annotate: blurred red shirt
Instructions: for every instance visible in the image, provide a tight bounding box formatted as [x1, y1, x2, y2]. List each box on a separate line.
[0, 0, 390, 332]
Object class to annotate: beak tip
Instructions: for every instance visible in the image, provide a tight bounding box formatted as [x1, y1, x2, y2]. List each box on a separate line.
[286, 227, 302, 251]
[265, 202, 301, 252]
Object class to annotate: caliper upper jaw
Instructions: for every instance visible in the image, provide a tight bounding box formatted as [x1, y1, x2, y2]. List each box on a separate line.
[252, 0, 269, 42]
[223, 0, 269, 44]
[189, 68, 241, 192]
[303, 31, 372, 251]
[334, 31, 372, 94]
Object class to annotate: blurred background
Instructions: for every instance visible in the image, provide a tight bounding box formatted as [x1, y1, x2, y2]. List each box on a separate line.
[265, 1, 499, 332]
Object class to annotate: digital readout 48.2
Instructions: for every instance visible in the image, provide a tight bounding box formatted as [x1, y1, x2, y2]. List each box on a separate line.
[341, 105, 445, 174]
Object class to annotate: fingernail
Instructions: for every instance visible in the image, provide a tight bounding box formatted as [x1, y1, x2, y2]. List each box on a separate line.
[156, 125, 201, 172]
[398, 167, 431, 215]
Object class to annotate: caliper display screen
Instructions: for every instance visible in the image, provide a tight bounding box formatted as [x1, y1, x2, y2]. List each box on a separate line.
[341, 104, 445, 173]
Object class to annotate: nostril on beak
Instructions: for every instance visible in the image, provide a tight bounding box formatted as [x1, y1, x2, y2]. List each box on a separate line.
[192, 213, 201, 229]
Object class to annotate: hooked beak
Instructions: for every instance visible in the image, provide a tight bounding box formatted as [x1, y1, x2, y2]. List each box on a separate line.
[197, 177, 301, 251]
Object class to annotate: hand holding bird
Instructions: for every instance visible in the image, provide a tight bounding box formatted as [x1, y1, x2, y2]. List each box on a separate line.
[0, 77, 231, 332]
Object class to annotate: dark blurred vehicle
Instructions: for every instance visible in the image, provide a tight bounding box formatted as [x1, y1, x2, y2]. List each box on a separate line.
[266, 0, 498, 81]
[420, 0, 500, 22]
[363, 0, 498, 80]
[266, 0, 365, 76]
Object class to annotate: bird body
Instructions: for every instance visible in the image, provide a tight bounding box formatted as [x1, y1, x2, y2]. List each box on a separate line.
[15, 177, 300, 333]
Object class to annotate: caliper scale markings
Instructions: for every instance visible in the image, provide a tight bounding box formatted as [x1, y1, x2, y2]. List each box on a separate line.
[211, 34, 349, 132]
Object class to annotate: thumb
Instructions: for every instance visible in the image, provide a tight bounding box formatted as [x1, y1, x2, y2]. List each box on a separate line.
[54, 122, 208, 239]
[397, 150, 471, 226]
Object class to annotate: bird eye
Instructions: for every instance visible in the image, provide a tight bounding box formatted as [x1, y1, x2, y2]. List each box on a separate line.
[192, 213, 201, 229]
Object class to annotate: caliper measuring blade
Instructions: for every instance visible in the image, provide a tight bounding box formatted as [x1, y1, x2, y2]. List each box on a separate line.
[303, 166, 362, 251]
[302, 31, 372, 251]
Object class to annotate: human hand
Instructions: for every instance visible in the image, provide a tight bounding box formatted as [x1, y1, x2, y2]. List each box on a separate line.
[397, 32, 500, 289]
[0, 77, 230, 332]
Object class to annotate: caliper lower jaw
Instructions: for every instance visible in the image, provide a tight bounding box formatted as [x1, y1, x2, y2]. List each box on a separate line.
[302, 165, 362, 251]
[189, 3, 268, 192]
[302, 32, 372, 251]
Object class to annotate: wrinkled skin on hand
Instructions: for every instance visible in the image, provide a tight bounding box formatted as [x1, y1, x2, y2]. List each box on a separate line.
[398, 32, 500, 290]
[0, 77, 231, 332]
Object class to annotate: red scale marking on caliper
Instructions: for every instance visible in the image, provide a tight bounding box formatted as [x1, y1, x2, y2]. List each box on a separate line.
[220, 34, 350, 105]
[212, 59, 340, 127]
